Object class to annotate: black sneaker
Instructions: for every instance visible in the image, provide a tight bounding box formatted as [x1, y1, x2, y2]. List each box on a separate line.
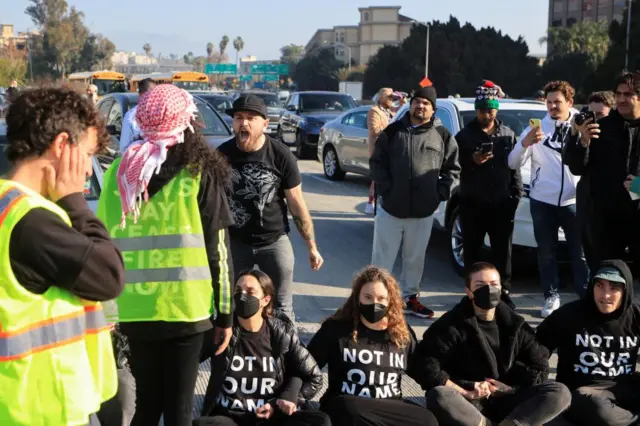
[404, 296, 435, 319]
[501, 291, 516, 310]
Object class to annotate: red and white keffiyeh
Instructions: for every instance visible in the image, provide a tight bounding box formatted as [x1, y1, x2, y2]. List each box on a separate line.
[116, 84, 198, 228]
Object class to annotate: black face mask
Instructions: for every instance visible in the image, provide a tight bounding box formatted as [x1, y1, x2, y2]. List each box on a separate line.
[359, 303, 389, 323]
[473, 285, 501, 310]
[234, 293, 261, 319]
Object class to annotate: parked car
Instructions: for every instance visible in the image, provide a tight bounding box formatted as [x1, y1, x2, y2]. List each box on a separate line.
[278, 91, 357, 159]
[197, 93, 234, 128]
[96, 92, 233, 151]
[317, 97, 555, 273]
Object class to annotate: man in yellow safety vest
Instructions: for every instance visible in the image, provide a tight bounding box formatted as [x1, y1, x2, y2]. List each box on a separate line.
[0, 86, 125, 425]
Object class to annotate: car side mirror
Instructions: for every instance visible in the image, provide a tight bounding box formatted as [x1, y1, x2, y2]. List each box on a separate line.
[286, 105, 298, 112]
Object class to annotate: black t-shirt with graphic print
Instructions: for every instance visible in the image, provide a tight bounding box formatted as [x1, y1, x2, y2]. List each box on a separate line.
[306, 318, 417, 406]
[216, 322, 279, 414]
[218, 136, 302, 247]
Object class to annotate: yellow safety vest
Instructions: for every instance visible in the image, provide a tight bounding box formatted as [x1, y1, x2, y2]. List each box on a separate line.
[0, 179, 118, 426]
[97, 158, 230, 323]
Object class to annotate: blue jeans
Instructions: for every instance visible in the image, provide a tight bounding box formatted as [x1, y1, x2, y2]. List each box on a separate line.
[530, 198, 589, 299]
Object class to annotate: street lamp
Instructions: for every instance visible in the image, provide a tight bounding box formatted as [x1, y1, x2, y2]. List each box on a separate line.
[322, 41, 352, 73]
[625, 0, 633, 71]
[412, 21, 430, 77]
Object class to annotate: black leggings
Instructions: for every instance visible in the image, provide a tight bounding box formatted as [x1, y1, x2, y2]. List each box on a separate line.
[128, 332, 204, 426]
[323, 395, 438, 426]
[193, 409, 330, 426]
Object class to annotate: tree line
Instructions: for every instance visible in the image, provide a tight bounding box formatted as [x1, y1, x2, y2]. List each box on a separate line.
[288, 1, 639, 102]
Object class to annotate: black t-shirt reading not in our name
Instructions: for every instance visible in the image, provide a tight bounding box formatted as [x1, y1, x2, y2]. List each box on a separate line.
[218, 137, 302, 247]
[307, 319, 416, 405]
[217, 322, 278, 414]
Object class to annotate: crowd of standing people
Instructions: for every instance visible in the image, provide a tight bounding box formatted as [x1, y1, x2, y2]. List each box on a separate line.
[0, 69, 639, 426]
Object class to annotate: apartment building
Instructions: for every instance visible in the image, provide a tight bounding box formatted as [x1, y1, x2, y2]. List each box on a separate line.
[305, 6, 416, 66]
[0, 24, 39, 50]
[548, 0, 628, 28]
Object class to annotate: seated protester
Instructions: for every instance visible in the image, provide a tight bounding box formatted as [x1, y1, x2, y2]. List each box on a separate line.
[195, 269, 328, 426]
[537, 260, 640, 426]
[413, 262, 571, 426]
[307, 266, 439, 426]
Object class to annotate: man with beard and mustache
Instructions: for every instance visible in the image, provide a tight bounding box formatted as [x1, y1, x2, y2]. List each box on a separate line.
[537, 259, 640, 426]
[218, 95, 324, 323]
[454, 81, 522, 310]
[370, 85, 460, 319]
[565, 71, 640, 276]
[508, 81, 589, 319]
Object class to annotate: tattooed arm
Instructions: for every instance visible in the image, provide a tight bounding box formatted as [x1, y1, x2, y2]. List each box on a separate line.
[285, 184, 324, 270]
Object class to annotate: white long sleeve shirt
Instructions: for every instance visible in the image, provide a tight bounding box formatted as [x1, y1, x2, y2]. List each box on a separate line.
[119, 105, 140, 152]
[508, 111, 580, 207]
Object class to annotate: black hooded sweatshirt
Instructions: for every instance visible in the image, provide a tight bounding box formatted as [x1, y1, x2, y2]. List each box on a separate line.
[536, 259, 640, 390]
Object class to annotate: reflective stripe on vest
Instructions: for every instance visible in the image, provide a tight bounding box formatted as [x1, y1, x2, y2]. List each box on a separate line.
[0, 305, 109, 361]
[113, 234, 206, 251]
[0, 188, 26, 224]
[113, 233, 212, 283]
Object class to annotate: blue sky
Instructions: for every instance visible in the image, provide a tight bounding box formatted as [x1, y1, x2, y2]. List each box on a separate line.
[4, 0, 549, 59]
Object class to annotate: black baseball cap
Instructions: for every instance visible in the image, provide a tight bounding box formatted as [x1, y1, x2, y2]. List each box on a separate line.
[225, 94, 268, 119]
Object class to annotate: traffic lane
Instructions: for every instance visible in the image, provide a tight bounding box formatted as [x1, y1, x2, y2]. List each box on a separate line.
[289, 160, 579, 340]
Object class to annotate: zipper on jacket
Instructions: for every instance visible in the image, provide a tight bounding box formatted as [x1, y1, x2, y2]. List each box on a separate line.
[409, 126, 413, 215]
[557, 125, 566, 207]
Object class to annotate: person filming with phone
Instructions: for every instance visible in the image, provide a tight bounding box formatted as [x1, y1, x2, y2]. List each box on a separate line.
[564, 71, 640, 274]
[508, 81, 588, 319]
[455, 80, 522, 310]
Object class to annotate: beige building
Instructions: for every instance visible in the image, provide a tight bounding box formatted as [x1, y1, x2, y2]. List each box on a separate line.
[305, 6, 415, 66]
[0, 24, 38, 51]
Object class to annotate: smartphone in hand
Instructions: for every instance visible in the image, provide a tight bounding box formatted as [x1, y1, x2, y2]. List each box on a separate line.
[529, 118, 542, 128]
[480, 142, 493, 155]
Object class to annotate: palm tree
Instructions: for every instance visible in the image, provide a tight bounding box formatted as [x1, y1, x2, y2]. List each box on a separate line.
[233, 36, 244, 69]
[219, 35, 230, 56]
[143, 43, 152, 57]
[206, 42, 214, 59]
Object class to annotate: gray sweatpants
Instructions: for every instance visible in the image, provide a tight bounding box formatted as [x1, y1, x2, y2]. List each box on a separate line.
[230, 234, 295, 323]
[371, 207, 434, 298]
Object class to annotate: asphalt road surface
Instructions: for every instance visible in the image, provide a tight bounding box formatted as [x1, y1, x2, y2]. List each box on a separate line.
[178, 158, 637, 424]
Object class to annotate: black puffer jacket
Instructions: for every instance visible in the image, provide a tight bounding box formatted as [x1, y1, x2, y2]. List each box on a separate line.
[410, 298, 550, 392]
[200, 311, 323, 416]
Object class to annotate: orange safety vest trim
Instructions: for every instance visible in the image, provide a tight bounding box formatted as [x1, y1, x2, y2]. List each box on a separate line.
[0, 187, 26, 225]
[0, 305, 110, 362]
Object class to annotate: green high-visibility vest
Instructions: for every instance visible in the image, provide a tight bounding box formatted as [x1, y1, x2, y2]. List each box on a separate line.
[97, 158, 230, 323]
[0, 179, 117, 426]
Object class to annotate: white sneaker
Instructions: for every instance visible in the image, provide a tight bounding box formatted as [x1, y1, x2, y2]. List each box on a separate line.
[541, 295, 561, 318]
[365, 202, 375, 215]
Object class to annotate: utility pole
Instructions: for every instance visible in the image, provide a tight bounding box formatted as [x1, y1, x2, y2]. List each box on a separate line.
[28, 37, 34, 82]
[425, 22, 430, 77]
[625, 0, 633, 71]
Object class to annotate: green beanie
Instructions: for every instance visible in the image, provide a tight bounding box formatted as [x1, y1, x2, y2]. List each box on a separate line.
[475, 80, 500, 110]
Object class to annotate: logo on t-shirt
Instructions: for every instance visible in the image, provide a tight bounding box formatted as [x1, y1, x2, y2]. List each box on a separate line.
[217, 355, 277, 412]
[340, 346, 404, 399]
[574, 333, 638, 377]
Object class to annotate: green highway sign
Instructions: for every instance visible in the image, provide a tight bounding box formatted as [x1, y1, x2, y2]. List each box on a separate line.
[205, 63, 237, 74]
[250, 64, 289, 75]
[263, 74, 279, 81]
[239, 75, 253, 81]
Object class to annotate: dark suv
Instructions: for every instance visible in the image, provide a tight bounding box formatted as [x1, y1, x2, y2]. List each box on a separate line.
[277, 91, 356, 158]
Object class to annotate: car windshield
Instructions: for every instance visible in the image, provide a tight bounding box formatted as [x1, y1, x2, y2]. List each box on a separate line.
[300, 94, 355, 112]
[460, 109, 547, 136]
[174, 81, 210, 91]
[194, 100, 231, 136]
[94, 79, 127, 95]
[201, 96, 233, 114]
[251, 93, 280, 107]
